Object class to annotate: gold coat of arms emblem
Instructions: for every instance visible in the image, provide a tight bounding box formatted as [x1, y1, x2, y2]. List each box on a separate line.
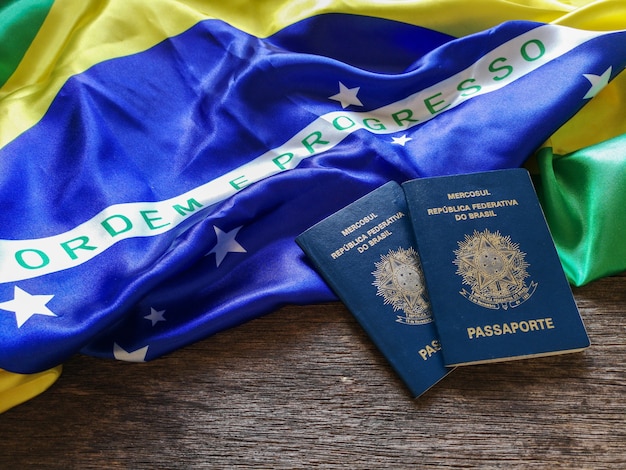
[372, 247, 433, 325]
[453, 229, 537, 310]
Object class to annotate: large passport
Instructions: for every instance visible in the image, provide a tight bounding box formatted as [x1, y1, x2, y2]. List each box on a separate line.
[296, 182, 452, 398]
[402, 169, 590, 366]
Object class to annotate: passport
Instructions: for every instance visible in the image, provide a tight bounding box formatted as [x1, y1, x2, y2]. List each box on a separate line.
[402, 169, 590, 366]
[296, 182, 452, 398]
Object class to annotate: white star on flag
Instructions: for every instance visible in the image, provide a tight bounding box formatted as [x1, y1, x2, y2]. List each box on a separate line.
[144, 307, 166, 326]
[583, 66, 612, 99]
[207, 225, 247, 267]
[0, 286, 56, 328]
[391, 135, 412, 146]
[113, 343, 149, 362]
[328, 81, 363, 108]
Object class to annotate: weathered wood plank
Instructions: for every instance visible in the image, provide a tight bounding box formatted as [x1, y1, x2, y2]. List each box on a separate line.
[0, 273, 624, 469]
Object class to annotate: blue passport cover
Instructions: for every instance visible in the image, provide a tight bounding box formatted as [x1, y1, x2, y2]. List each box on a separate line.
[296, 182, 452, 398]
[402, 169, 590, 366]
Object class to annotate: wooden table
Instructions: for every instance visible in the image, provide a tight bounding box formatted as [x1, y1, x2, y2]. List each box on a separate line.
[1, 273, 624, 468]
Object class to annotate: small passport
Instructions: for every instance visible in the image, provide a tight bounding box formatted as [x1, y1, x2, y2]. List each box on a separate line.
[402, 168, 590, 366]
[296, 182, 452, 398]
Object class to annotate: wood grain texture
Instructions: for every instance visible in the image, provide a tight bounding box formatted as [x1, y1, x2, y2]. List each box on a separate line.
[0, 273, 624, 469]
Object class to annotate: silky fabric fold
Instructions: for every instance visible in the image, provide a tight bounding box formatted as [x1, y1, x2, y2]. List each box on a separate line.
[0, 0, 53, 87]
[535, 136, 626, 286]
[0, 366, 62, 414]
[4, 0, 626, 150]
